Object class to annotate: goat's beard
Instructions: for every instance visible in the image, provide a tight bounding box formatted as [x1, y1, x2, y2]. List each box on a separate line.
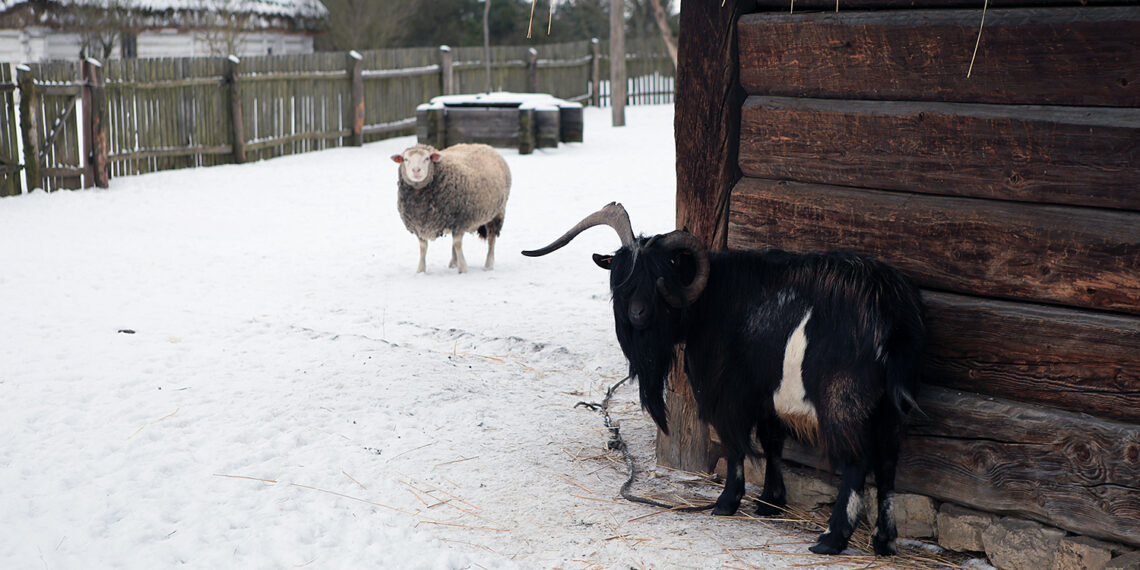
[616, 326, 677, 435]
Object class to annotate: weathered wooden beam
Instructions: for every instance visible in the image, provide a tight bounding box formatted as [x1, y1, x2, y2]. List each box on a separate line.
[518, 108, 536, 155]
[16, 65, 40, 192]
[661, 0, 756, 475]
[782, 387, 1140, 547]
[610, 0, 626, 126]
[728, 178, 1140, 315]
[348, 51, 364, 147]
[739, 7, 1140, 107]
[590, 38, 601, 107]
[526, 48, 539, 94]
[226, 56, 246, 165]
[82, 58, 108, 189]
[439, 46, 454, 96]
[738, 96, 1140, 211]
[923, 291, 1140, 423]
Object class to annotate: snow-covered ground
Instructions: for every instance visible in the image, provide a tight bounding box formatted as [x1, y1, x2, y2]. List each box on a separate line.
[1, 104, 965, 569]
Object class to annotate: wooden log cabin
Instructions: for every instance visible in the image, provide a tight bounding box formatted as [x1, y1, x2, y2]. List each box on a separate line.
[664, 0, 1139, 549]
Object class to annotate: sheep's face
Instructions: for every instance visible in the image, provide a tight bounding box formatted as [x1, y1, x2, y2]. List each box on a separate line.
[391, 146, 441, 189]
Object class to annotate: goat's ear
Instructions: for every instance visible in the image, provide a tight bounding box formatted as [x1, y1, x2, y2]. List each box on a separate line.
[592, 253, 613, 270]
[390, 154, 403, 163]
[429, 152, 442, 162]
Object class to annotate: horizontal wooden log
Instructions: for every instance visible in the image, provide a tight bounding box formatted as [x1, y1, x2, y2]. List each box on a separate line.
[105, 77, 224, 90]
[242, 70, 350, 83]
[362, 118, 416, 137]
[108, 145, 233, 162]
[924, 291, 1140, 423]
[37, 84, 81, 97]
[244, 130, 348, 152]
[362, 65, 440, 80]
[781, 387, 1140, 546]
[727, 178, 1140, 315]
[739, 7, 1140, 107]
[739, 96, 1140, 211]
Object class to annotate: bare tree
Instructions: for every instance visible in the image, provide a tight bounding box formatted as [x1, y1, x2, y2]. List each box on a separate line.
[319, 0, 421, 51]
[74, 0, 138, 60]
[646, 0, 677, 68]
[200, 0, 253, 56]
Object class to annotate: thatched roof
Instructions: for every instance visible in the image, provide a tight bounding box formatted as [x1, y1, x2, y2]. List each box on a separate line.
[0, 0, 328, 31]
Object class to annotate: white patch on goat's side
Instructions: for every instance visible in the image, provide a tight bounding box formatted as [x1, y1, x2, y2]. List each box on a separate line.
[773, 309, 819, 442]
[847, 491, 863, 527]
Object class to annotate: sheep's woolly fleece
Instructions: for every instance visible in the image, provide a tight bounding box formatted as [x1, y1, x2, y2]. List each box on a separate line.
[0, 104, 981, 569]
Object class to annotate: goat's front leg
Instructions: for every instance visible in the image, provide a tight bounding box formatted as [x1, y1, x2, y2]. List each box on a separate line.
[452, 232, 468, 273]
[713, 452, 746, 516]
[416, 238, 428, 274]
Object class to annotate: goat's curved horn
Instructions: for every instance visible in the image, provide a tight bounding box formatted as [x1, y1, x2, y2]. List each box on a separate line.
[653, 231, 711, 307]
[521, 202, 636, 257]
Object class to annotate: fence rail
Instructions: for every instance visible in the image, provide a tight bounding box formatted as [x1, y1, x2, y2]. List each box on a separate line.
[0, 36, 674, 196]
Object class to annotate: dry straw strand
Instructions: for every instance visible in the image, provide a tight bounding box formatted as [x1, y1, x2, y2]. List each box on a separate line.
[967, 0, 989, 78]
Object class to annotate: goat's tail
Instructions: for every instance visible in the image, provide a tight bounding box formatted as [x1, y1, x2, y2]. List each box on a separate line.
[884, 290, 926, 417]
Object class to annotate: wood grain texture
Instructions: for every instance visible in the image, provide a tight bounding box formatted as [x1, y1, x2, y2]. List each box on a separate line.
[738, 96, 1140, 211]
[924, 292, 1140, 423]
[782, 387, 1140, 546]
[658, 0, 756, 474]
[739, 7, 1140, 107]
[727, 178, 1140, 315]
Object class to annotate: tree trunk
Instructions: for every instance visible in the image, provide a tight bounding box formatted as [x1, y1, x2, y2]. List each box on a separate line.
[647, 0, 678, 69]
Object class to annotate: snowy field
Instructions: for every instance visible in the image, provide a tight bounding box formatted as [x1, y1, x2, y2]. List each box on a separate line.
[1, 104, 961, 569]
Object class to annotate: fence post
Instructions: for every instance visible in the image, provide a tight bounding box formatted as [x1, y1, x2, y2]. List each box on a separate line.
[82, 58, 109, 188]
[348, 50, 364, 146]
[590, 38, 600, 107]
[526, 48, 538, 93]
[16, 65, 40, 191]
[439, 45, 453, 96]
[610, 0, 627, 126]
[226, 55, 246, 164]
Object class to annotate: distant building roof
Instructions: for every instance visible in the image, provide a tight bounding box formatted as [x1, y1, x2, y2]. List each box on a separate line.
[2, 1, 327, 18]
[0, 0, 328, 31]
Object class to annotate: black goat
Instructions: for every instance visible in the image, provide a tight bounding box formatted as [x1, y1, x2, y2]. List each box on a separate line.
[522, 203, 925, 556]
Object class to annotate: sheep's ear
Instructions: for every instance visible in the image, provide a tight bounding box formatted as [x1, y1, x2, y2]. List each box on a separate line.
[390, 154, 404, 163]
[429, 152, 442, 162]
[592, 254, 613, 270]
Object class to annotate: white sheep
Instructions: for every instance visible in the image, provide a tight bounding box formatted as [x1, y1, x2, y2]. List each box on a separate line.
[391, 143, 511, 273]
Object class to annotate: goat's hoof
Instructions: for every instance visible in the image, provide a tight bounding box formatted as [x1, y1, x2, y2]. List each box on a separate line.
[711, 500, 741, 517]
[872, 534, 897, 556]
[808, 534, 846, 555]
[754, 500, 785, 517]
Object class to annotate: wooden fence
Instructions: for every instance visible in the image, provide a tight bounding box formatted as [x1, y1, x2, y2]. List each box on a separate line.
[0, 37, 674, 195]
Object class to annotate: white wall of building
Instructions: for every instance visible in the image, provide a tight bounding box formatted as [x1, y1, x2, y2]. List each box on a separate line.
[0, 27, 315, 63]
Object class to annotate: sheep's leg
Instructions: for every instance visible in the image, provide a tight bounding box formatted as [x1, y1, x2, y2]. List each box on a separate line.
[484, 233, 496, 270]
[452, 233, 468, 273]
[713, 452, 746, 516]
[416, 238, 428, 274]
[810, 459, 869, 555]
[449, 244, 458, 268]
[755, 417, 787, 516]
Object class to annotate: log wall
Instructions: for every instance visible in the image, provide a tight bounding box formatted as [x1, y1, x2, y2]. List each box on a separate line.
[670, 1, 1140, 548]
